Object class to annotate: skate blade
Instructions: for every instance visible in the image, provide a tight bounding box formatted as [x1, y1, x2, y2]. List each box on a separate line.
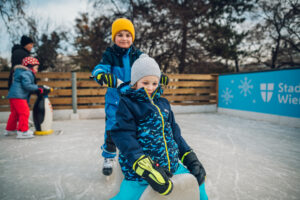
[54, 130, 63, 135]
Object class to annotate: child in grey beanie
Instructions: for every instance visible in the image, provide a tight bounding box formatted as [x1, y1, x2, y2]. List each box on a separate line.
[110, 56, 208, 199]
[131, 54, 161, 86]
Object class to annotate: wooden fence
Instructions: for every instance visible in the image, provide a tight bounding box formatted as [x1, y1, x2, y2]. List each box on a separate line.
[0, 72, 218, 111]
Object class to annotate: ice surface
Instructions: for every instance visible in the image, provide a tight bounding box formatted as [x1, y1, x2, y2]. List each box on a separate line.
[0, 113, 300, 200]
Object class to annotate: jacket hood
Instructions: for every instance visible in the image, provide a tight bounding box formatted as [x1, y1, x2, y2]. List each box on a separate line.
[111, 44, 131, 56]
[11, 44, 30, 54]
[119, 82, 163, 102]
[107, 44, 138, 57]
[11, 45, 22, 53]
[13, 65, 29, 71]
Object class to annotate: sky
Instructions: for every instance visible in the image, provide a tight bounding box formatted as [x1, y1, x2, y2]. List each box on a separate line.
[0, 0, 90, 61]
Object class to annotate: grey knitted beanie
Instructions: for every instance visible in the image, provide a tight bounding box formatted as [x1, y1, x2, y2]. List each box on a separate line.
[131, 54, 161, 85]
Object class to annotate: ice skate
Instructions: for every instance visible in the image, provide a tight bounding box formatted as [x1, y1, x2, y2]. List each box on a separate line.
[3, 130, 17, 136]
[103, 158, 114, 176]
[16, 130, 34, 139]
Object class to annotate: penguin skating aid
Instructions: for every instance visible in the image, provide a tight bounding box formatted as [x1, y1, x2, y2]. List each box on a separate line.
[33, 85, 54, 135]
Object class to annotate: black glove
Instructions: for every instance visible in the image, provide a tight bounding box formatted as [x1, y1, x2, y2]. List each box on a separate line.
[182, 151, 206, 185]
[96, 72, 118, 88]
[133, 155, 173, 195]
[160, 74, 169, 85]
[37, 85, 51, 95]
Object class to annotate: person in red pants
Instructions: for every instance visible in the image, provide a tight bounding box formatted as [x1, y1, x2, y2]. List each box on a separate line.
[5, 57, 41, 139]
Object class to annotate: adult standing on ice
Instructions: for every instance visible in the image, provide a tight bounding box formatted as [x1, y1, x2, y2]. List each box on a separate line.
[8, 35, 34, 89]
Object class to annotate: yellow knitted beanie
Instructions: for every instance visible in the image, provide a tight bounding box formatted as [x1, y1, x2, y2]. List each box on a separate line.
[111, 18, 135, 42]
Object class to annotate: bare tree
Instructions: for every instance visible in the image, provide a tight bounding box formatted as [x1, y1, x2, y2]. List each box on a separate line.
[0, 56, 10, 71]
[73, 13, 112, 71]
[0, 0, 28, 40]
[131, 0, 255, 73]
[248, 0, 300, 68]
[90, 0, 255, 73]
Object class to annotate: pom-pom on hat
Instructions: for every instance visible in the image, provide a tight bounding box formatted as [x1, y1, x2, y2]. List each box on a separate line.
[22, 57, 40, 68]
[131, 54, 161, 86]
[111, 18, 135, 42]
[20, 35, 34, 47]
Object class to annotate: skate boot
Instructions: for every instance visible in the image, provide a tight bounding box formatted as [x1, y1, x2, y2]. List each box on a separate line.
[102, 158, 114, 176]
[16, 130, 34, 139]
[4, 130, 17, 136]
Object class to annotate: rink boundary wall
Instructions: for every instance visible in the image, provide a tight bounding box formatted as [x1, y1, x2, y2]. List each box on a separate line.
[218, 68, 300, 119]
[218, 108, 300, 128]
[0, 72, 217, 111]
[217, 68, 300, 127]
[0, 105, 217, 122]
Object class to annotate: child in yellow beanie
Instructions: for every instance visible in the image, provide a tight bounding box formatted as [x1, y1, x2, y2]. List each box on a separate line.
[91, 18, 143, 176]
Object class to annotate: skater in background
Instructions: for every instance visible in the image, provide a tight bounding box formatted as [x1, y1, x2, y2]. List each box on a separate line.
[8, 35, 34, 89]
[4, 57, 43, 139]
[110, 54, 208, 200]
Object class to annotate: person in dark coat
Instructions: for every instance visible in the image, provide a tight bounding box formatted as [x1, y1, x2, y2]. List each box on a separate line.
[8, 35, 34, 89]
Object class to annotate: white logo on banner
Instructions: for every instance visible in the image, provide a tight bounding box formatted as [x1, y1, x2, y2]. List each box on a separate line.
[221, 88, 234, 105]
[260, 83, 274, 102]
[238, 77, 253, 96]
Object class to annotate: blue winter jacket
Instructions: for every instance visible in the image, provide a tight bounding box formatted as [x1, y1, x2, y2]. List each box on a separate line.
[7, 65, 38, 103]
[111, 84, 192, 181]
[92, 44, 142, 130]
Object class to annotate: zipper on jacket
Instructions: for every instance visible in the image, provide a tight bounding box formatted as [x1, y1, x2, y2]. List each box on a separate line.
[144, 89, 171, 171]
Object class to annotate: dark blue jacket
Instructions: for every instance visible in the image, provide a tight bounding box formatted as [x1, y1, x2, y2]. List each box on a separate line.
[92, 44, 142, 130]
[111, 85, 192, 181]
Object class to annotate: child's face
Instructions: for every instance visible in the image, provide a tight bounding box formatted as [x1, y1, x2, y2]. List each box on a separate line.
[115, 30, 133, 49]
[24, 43, 34, 52]
[32, 65, 39, 73]
[136, 76, 159, 97]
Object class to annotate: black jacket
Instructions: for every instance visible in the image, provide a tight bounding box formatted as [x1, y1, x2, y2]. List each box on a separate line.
[8, 45, 31, 88]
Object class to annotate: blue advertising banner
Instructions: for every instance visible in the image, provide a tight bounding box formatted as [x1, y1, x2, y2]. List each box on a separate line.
[218, 68, 300, 118]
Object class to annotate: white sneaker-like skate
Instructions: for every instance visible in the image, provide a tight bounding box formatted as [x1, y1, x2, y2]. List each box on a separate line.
[103, 158, 115, 176]
[3, 130, 17, 136]
[16, 130, 34, 139]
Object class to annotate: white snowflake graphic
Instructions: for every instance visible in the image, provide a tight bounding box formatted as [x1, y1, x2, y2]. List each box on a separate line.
[238, 77, 253, 96]
[221, 88, 234, 105]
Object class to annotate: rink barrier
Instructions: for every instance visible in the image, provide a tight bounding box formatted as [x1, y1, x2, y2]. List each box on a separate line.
[218, 68, 300, 127]
[0, 72, 218, 111]
[0, 105, 217, 122]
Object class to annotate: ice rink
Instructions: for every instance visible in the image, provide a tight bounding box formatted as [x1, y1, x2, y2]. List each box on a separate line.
[0, 113, 300, 200]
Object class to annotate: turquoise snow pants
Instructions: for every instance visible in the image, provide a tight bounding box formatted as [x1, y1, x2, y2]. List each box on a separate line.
[111, 163, 208, 200]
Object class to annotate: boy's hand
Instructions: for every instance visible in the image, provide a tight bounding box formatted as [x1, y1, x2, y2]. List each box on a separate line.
[182, 151, 206, 185]
[133, 155, 173, 195]
[160, 74, 169, 85]
[96, 73, 118, 88]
